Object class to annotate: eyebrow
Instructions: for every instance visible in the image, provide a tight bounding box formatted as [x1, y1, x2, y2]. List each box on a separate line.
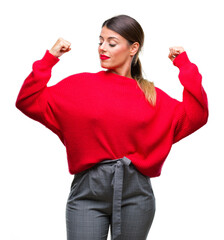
[99, 36, 119, 40]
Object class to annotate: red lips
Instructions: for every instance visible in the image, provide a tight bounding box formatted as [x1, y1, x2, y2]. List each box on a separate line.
[100, 54, 110, 60]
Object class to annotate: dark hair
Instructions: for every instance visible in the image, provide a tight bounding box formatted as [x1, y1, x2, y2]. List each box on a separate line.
[102, 15, 156, 106]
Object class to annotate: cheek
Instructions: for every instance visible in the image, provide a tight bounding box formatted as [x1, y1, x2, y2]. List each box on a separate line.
[111, 47, 129, 62]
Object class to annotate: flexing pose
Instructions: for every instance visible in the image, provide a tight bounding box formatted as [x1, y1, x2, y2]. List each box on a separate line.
[16, 15, 208, 240]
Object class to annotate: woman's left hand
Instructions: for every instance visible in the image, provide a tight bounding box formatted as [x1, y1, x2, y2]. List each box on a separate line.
[168, 46, 185, 62]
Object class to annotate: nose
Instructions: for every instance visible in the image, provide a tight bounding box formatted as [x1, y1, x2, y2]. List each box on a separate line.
[99, 42, 107, 53]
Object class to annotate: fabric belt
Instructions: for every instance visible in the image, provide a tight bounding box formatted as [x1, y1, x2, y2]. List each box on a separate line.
[98, 156, 132, 239]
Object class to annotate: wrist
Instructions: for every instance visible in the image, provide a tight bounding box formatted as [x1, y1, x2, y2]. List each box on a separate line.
[173, 51, 191, 68]
[41, 50, 60, 67]
[49, 49, 59, 58]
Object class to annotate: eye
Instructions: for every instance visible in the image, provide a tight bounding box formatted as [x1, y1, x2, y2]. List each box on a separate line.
[98, 42, 103, 46]
[109, 44, 116, 47]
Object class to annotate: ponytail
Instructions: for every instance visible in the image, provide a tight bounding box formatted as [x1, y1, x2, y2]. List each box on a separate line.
[131, 55, 156, 107]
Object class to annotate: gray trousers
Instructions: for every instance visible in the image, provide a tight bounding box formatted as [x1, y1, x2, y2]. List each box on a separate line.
[66, 156, 156, 240]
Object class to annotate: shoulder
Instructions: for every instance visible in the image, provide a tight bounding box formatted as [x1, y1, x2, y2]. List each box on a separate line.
[155, 86, 179, 108]
[155, 87, 173, 100]
[52, 71, 102, 87]
[67, 71, 104, 79]
[63, 71, 99, 80]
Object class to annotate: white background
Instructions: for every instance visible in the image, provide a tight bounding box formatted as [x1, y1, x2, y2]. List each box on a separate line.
[1, 0, 223, 239]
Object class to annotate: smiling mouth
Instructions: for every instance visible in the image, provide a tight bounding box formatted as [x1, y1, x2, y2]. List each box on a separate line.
[100, 55, 110, 60]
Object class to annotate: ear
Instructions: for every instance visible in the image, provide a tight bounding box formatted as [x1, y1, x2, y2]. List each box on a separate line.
[130, 42, 140, 56]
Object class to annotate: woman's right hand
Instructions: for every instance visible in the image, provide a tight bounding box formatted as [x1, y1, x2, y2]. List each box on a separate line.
[49, 38, 71, 58]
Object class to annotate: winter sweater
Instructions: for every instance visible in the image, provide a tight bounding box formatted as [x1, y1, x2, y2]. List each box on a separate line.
[15, 50, 208, 177]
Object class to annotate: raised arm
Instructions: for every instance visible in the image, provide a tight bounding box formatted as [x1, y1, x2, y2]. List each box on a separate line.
[168, 47, 209, 143]
[15, 38, 71, 143]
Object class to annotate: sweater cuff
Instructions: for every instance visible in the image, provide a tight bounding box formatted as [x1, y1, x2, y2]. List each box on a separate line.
[41, 49, 60, 67]
[173, 51, 191, 68]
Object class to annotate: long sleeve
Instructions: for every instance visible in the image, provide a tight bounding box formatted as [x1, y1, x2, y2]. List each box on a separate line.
[15, 50, 64, 143]
[172, 51, 209, 143]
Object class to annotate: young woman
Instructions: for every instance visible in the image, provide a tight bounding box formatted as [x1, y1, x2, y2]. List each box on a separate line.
[15, 15, 208, 240]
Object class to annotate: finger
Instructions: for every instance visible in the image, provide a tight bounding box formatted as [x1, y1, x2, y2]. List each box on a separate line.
[62, 46, 72, 52]
[63, 40, 71, 46]
[172, 47, 184, 54]
[66, 41, 71, 46]
[65, 47, 71, 52]
[170, 47, 180, 56]
[171, 48, 175, 56]
[168, 52, 173, 59]
[169, 49, 174, 57]
[173, 48, 178, 54]
[171, 50, 175, 58]
[168, 53, 175, 61]
[169, 48, 173, 55]
[61, 44, 70, 50]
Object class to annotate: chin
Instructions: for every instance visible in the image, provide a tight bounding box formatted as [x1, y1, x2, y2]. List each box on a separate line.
[100, 63, 113, 70]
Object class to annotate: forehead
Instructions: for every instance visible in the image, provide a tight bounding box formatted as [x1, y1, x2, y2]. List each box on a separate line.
[99, 26, 123, 41]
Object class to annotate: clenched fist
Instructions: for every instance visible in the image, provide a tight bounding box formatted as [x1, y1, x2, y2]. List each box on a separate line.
[49, 38, 71, 58]
[168, 46, 185, 62]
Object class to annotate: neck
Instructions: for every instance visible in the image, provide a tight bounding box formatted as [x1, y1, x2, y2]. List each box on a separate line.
[107, 69, 133, 79]
[107, 61, 133, 79]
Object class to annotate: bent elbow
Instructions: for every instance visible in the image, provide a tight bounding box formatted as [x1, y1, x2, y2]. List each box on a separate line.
[15, 98, 22, 110]
[15, 96, 25, 111]
[202, 108, 209, 126]
[15, 96, 29, 113]
[194, 107, 209, 130]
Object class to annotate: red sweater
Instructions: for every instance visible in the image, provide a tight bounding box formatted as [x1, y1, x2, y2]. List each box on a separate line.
[15, 50, 208, 177]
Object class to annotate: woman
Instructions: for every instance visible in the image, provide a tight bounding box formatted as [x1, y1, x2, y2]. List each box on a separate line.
[15, 15, 208, 240]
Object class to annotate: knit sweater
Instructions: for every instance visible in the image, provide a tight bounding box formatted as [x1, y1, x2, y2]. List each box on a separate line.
[15, 50, 208, 177]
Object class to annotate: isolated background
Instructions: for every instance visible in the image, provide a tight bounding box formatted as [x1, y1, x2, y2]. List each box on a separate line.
[1, 0, 223, 239]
